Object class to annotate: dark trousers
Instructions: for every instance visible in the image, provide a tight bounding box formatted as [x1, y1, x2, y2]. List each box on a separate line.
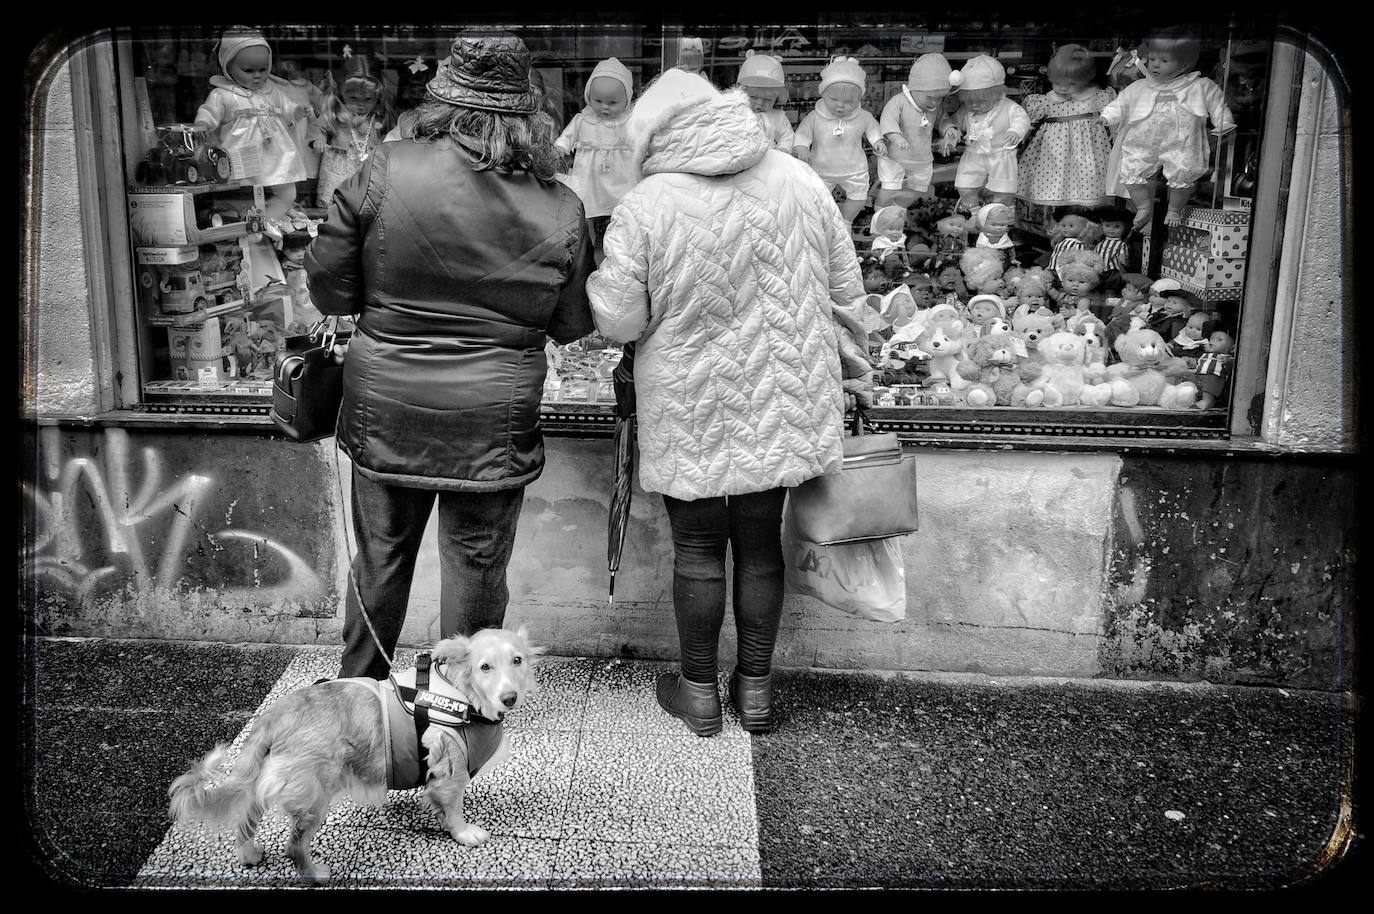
[661, 488, 788, 684]
[340, 466, 525, 680]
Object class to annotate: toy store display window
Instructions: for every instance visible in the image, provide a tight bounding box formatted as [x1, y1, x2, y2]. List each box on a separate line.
[109, 24, 662, 418]
[680, 19, 1278, 439]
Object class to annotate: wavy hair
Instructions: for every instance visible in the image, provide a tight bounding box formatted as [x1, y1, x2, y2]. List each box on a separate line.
[407, 98, 560, 182]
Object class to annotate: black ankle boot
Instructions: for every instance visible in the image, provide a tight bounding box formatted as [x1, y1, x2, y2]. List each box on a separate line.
[656, 672, 722, 737]
[729, 669, 773, 733]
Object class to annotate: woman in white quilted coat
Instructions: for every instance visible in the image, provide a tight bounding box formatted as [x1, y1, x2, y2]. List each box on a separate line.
[587, 69, 873, 737]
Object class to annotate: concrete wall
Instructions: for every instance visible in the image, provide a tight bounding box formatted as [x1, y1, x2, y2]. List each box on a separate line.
[28, 53, 98, 417]
[1268, 51, 1355, 449]
[22, 428, 1354, 690]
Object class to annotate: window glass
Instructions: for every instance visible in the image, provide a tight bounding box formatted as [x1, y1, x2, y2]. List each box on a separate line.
[117, 23, 660, 413]
[667, 21, 1271, 427]
[112, 20, 1273, 432]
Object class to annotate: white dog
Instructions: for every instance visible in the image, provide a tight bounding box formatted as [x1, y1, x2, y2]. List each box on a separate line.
[169, 626, 541, 882]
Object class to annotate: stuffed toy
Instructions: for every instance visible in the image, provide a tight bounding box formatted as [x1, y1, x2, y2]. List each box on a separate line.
[978, 315, 1014, 338]
[1074, 318, 1111, 369]
[958, 331, 1047, 407]
[913, 318, 971, 389]
[1101, 327, 1200, 408]
[1028, 330, 1113, 407]
[1011, 309, 1065, 363]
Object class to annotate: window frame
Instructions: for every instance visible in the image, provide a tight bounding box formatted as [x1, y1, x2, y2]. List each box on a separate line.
[60, 19, 1312, 446]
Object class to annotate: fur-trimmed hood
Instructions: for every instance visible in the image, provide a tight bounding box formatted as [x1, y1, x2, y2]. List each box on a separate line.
[628, 69, 770, 179]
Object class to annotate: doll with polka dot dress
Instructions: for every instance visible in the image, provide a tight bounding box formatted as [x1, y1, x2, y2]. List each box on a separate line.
[1017, 44, 1116, 208]
[1100, 26, 1236, 232]
[942, 54, 1031, 213]
[194, 27, 309, 219]
[794, 56, 886, 226]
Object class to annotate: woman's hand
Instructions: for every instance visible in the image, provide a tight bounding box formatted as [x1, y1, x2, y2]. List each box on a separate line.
[842, 377, 874, 410]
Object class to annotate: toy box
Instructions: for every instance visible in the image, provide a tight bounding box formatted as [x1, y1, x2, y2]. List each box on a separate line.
[135, 245, 200, 266]
[168, 317, 226, 385]
[128, 192, 247, 246]
[1158, 207, 1251, 300]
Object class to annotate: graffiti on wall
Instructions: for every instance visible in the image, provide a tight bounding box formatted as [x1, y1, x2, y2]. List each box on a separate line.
[23, 426, 325, 606]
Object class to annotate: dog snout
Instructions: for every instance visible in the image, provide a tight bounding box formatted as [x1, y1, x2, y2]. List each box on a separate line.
[500, 690, 518, 709]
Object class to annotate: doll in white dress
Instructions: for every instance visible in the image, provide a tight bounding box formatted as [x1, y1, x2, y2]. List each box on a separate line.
[194, 27, 308, 219]
[736, 52, 795, 153]
[1100, 27, 1235, 232]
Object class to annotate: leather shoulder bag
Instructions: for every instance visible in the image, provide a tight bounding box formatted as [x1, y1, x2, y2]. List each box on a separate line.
[270, 316, 351, 442]
[787, 410, 919, 545]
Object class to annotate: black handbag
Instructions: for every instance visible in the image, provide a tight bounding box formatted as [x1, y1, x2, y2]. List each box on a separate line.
[787, 411, 919, 545]
[270, 317, 351, 442]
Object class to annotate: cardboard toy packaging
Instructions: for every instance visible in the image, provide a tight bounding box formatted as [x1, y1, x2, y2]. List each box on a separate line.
[168, 317, 226, 385]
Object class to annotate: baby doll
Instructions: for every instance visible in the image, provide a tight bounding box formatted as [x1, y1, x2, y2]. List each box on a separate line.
[275, 57, 324, 182]
[964, 293, 1008, 341]
[906, 241, 936, 274]
[1142, 280, 1195, 342]
[194, 27, 309, 219]
[1017, 44, 1116, 207]
[736, 52, 796, 153]
[1009, 266, 1055, 318]
[868, 205, 911, 270]
[1051, 248, 1111, 327]
[1046, 209, 1091, 276]
[555, 57, 637, 250]
[794, 56, 887, 225]
[1101, 26, 1236, 231]
[315, 54, 395, 209]
[1092, 205, 1133, 272]
[1170, 309, 1213, 355]
[1105, 271, 1152, 318]
[930, 210, 970, 259]
[875, 52, 957, 208]
[1185, 326, 1234, 409]
[959, 247, 1007, 302]
[928, 259, 966, 309]
[942, 55, 1030, 213]
[971, 202, 1017, 267]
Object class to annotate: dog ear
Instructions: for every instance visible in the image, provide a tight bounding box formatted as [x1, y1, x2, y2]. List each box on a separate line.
[431, 635, 472, 668]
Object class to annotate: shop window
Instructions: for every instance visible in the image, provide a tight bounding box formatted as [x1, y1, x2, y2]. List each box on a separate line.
[112, 23, 662, 418]
[100, 19, 1283, 439]
[646, 19, 1278, 438]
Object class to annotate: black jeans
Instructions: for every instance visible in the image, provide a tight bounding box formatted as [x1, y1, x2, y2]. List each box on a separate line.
[340, 466, 526, 680]
[661, 488, 788, 684]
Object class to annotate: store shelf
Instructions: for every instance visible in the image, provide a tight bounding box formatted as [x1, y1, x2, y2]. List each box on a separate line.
[128, 180, 245, 195]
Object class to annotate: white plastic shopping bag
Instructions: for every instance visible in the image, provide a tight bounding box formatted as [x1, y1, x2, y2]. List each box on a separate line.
[781, 508, 907, 622]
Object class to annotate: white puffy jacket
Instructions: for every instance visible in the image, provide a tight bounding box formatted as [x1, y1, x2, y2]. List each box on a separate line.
[587, 82, 871, 501]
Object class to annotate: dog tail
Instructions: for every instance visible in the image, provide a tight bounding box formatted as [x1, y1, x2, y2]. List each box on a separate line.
[168, 722, 273, 829]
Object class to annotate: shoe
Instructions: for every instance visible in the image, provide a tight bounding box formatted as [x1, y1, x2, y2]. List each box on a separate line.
[729, 669, 773, 733]
[656, 672, 722, 737]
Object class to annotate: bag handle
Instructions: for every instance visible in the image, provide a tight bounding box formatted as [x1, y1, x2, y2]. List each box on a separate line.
[850, 407, 873, 437]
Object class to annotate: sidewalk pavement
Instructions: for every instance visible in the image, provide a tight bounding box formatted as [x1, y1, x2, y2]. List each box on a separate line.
[19, 635, 1361, 893]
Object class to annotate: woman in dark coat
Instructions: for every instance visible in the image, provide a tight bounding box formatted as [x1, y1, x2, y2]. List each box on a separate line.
[306, 30, 596, 679]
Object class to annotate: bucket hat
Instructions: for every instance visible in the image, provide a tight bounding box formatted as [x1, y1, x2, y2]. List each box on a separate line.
[426, 30, 538, 114]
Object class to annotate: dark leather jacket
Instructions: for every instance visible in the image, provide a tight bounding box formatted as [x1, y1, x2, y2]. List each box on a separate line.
[306, 137, 596, 491]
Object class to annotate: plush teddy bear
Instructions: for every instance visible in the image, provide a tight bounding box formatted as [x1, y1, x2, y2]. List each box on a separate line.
[1101, 327, 1200, 408]
[1028, 330, 1113, 407]
[958, 331, 1046, 407]
[913, 318, 972, 390]
[1011, 309, 1065, 363]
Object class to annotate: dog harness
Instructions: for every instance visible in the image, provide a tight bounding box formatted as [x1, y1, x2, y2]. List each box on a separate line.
[337, 652, 503, 790]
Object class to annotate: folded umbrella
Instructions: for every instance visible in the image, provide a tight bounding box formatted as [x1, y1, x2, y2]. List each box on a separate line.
[608, 342, 636, 606]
